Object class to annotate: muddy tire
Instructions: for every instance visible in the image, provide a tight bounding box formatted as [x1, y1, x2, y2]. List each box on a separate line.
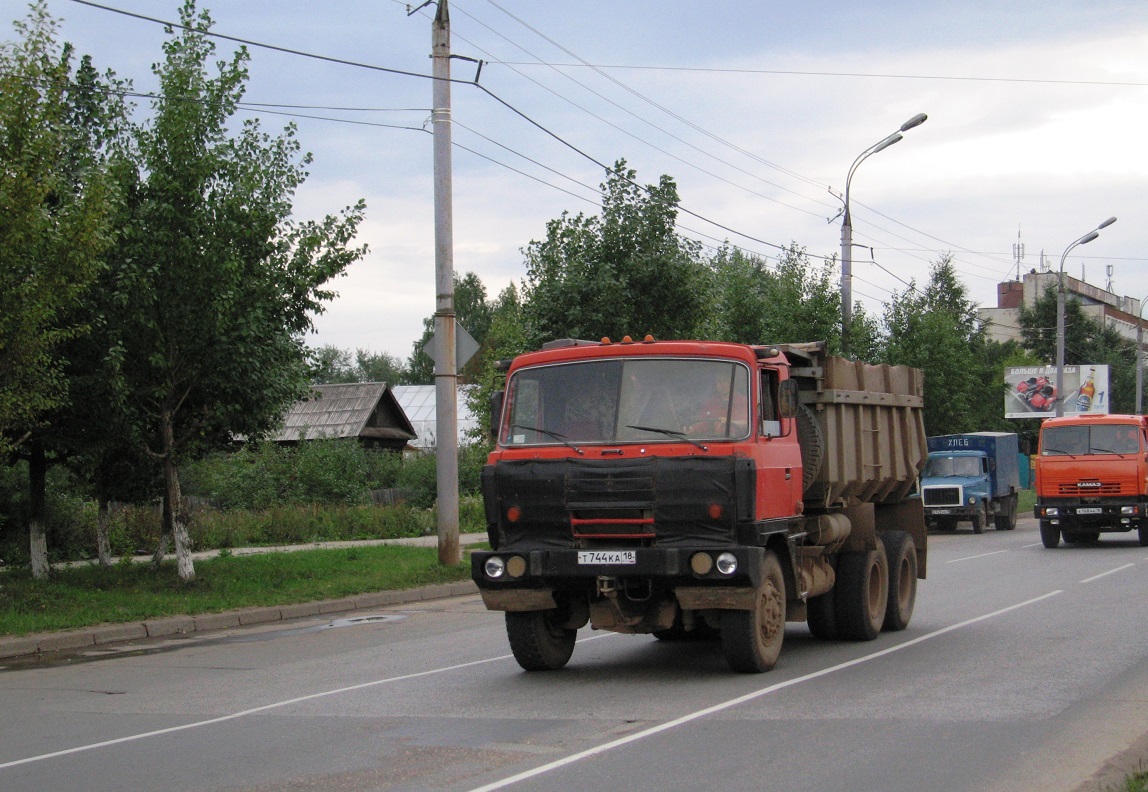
[1140, 525, 1148, 547]
[806, 557, 838, 640]
[995, 495, 1017, 530]
[1040, 521, 1061, 549]
[505, 610, 576, 671]
[971, 502, 987, 534]
[881, 531, 917, 632]
[721, 550, 786, 673]
[835, 539, 889, 642]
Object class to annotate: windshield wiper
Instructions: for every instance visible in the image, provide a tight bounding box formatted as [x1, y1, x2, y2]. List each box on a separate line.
[1043, 447, 1077, 457]
[511, 424, 583, 455]
[626, 424, 708, 451]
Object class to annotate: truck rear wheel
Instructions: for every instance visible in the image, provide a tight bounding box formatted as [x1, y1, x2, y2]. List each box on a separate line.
[505, 610, 577, 671]
[994, 495, 1018, 530]
[882, 531, 917, 632]
[1039, 521, 1060, 548]
[721, 550, 786, 673]
[835, 540, 889, 642]
[806, 557, 838, 640]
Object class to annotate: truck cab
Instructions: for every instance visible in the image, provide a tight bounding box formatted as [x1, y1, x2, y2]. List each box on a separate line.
[920, 450, 992, 532]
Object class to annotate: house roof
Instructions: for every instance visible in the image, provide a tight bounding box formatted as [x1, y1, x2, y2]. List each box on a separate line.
[272, 382, 417, 443]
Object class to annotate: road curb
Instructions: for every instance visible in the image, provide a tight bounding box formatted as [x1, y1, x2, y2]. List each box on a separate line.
[0, 580, 480, 661]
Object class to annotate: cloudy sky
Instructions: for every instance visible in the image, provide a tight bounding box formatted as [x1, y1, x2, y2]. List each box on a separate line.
[5, 0, 1146, 361]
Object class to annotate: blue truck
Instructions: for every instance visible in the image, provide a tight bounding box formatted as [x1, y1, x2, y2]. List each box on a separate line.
[919, 432, 1021, 533]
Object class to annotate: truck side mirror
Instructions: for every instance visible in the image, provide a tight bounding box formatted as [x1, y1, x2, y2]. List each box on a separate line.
[778, 380, 799, 419]
[489, 391, 505, 439]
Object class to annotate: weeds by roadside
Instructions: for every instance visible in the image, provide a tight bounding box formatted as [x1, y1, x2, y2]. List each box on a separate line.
[0, 544, 472, 637]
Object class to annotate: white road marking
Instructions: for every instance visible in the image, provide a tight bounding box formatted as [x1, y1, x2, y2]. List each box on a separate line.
[0, 633, 611, 770]
[1080, 563, 1135, 583]
[465, 591, 1064, 792]
[946, 550, 1009, 563]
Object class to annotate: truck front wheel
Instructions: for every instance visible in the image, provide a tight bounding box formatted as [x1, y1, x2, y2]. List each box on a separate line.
[835, 539, 889, 641]
[1139, 524, 1148, 547]
[1039, 521, 1061, 548]
[721, 550, 786, 673]
[505, 610, 577, 671]
[882, 531, 917, 632]
[971, 502, 988, 534]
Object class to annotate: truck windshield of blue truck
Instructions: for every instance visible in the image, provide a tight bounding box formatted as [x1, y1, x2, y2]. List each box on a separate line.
[1041, 424, 1140, 456]
[923, 455, 983, 478]
[502, 358, 752, 445]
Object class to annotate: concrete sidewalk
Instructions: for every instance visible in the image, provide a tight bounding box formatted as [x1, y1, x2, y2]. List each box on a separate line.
[0, 532, 488, 662]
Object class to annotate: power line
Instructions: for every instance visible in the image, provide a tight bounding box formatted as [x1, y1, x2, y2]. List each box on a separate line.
[69, 0, 816, 258]
[492, 60, 1148, 89]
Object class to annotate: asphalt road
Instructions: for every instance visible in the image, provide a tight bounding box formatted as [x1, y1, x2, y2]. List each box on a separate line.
[2, 516, 1148, 792]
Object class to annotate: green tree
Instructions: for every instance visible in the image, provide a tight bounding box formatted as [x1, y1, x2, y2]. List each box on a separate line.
[103, 1, 366, 581]
[0, 3, 115, 456]
[407, 271, 497, 385]
[881, 255, 998, 436]
[520, 160, 708, 346]
[0, 3, 129, 576]
[1017, 284, 1137, 413]
[310, 345, 407, 384]
[465, 283, 530, 442]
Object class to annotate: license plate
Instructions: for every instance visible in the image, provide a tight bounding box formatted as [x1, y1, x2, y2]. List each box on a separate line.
[1076, 507, 1102, 515]
[931, 509, 952, 515]
[577, 550, 636, 565]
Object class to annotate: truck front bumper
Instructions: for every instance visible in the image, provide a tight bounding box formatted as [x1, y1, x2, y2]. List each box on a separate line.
[1034, 501, 1147, 530]
[471, 546, 765, 606]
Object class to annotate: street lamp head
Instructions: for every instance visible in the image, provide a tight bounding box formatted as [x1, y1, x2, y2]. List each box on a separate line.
[1098, 216, 1117, 230]
[900, 113, 928, 132]
[1079, 230, 1100, 246]
[872, 132, 903, 155]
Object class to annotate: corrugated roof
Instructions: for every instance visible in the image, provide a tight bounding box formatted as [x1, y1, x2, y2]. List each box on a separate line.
[273, 383, 416, 443]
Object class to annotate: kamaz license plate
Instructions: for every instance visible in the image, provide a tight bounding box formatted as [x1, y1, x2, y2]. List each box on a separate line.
[931, 509, 952, 515]
[1076, 507, 1103, 515]
[577, 550, 636, 565]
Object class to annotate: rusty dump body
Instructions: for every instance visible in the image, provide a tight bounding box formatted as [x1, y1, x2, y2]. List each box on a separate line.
[472, 338, 928, 673]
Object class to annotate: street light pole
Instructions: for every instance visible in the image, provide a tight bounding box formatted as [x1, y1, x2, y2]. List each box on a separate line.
[1137, 293, 1148, 414]
[839, 113, 927, 357]
[1054, 216, 1117, 417]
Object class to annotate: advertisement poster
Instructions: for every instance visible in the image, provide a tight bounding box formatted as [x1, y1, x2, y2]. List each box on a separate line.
[1005, 365, 1109, 419]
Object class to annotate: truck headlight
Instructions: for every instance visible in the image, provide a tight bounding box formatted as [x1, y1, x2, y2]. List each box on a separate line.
[715, 552, 738, 576]
[484, 556, 506, 579]
[1045, 507, 1059, 517]
[968, 496, 976, 505]
[1122, 506, 1138, 515]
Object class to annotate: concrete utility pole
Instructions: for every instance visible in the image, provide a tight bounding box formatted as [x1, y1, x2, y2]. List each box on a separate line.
[432, 0, 459, 566]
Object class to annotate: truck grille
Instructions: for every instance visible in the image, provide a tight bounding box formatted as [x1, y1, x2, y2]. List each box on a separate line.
[1056, 481, 1123, 496]
[922, 486, 961, 507]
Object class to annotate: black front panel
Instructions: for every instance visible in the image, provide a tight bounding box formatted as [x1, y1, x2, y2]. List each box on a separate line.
[485, 456, 755, 550]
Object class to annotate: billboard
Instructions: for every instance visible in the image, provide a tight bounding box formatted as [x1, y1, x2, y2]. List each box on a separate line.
[1005, 365, 1108, 419]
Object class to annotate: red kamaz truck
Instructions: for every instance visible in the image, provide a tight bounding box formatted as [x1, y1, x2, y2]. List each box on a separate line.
[471, 338, 928, 673]
[1033, 413, 1148, 548]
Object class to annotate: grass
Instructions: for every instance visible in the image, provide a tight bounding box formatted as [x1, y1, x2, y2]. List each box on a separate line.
[1106, 769, 1148, 792]
[0, 545, 472, 637]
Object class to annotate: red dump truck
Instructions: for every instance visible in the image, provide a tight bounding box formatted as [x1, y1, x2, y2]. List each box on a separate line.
[471, 338, 928, 673]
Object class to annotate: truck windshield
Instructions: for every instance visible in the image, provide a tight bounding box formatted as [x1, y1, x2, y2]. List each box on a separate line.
[1041, 424, 1141, 456]
[501, 358, 751, 446]
[923, 455, 982, 478]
